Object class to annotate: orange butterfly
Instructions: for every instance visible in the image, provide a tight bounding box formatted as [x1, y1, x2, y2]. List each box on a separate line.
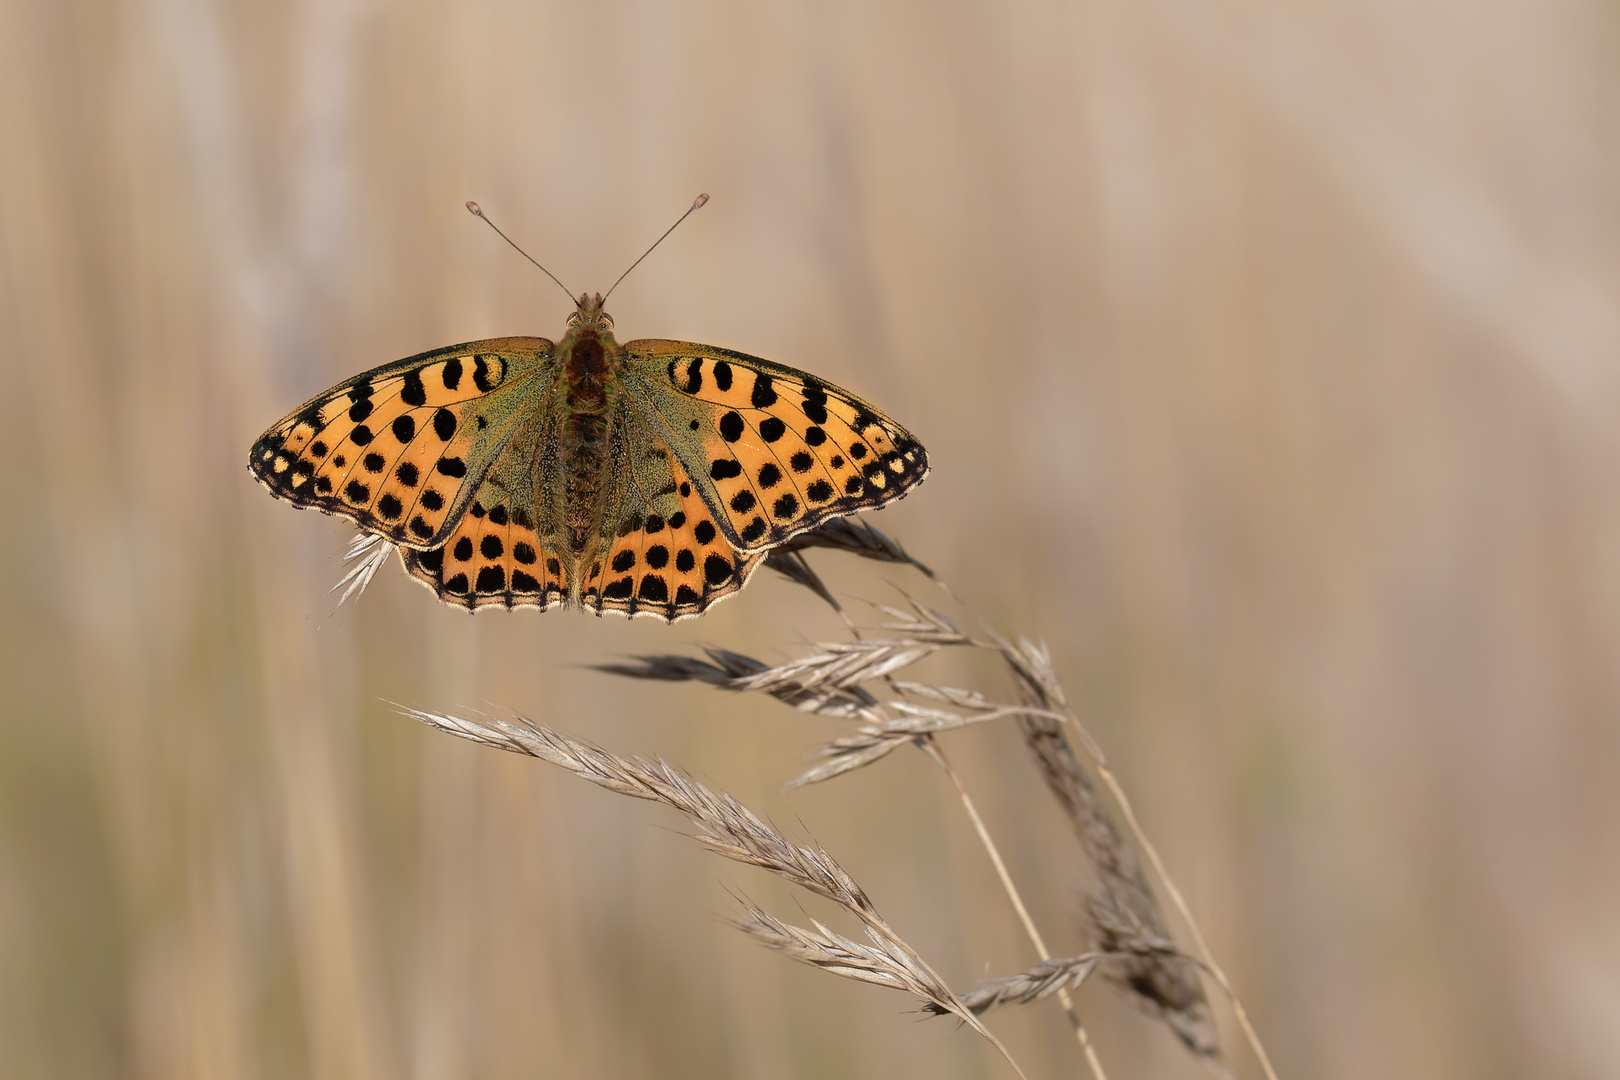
[249, 199, 928, 621]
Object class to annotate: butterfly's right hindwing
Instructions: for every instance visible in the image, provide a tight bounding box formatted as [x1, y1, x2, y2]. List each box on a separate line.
[248, 337, 554, 548]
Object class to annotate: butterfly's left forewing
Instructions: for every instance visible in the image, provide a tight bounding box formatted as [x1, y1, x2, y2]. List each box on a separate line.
[249, 337, 554, 548]
[621, 341, 929, 552]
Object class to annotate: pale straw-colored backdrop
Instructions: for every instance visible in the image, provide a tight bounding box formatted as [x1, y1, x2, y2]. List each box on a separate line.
[3, 0, 1619, 1077]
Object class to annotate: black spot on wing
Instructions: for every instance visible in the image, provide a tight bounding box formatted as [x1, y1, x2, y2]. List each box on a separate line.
[473, 354, 504, 392]
[433, 409, 456, 441]
[751, 372, 776, 408]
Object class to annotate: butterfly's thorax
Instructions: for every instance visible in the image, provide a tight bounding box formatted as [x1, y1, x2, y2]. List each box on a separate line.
[555, 304, 628, 556]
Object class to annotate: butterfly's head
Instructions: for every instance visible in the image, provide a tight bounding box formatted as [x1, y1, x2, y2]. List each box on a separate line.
[568, 292, 614, 332]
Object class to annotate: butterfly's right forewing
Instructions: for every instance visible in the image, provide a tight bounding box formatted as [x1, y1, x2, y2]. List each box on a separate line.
[249, 337, 554, 548]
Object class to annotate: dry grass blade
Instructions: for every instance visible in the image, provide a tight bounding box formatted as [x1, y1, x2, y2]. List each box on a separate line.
[402, 707, 1028, 1077]
[926, 954, 1104, 1015]
[788, 703, 1048, 788]
[765, 549, 844, 612]
[731, 639, 939, 698]
[593, 647, 769, 686]
[871, 598, 968, 643]
[730, 902, 946, 997]
[332, 531, 395, 608]
[595, 647, 881, 718]
[772, 517, 934, 576]
[889, 681, 997, 709]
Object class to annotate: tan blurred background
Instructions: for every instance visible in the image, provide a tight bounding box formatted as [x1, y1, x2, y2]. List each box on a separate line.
[4, 0, 1619, 1076]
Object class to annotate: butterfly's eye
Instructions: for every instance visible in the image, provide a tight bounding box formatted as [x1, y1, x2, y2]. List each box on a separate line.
[599, 313, 614, 329]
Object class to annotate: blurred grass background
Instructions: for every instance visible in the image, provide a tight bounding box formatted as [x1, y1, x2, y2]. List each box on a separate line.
[4, 0, 1620, 1076]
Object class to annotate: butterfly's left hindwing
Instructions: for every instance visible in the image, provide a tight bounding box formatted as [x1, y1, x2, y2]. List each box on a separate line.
[397, 487, 571, 611]
[249, 337, 553, 548]
[622, 341, 929, 551]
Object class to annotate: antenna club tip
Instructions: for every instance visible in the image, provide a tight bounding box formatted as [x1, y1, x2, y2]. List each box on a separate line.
[693, 193, 709, 209]
[465, 201, 482, 216]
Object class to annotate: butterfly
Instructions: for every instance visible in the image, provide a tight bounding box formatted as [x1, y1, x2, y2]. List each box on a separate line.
[248, 269, 928, 622]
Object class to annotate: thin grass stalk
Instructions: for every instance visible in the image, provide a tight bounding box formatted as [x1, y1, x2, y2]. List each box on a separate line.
[920, 737, 1109, 1080]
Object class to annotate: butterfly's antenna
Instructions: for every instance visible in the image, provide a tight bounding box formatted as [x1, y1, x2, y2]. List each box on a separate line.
[602, 193, 709, 305]
[465, 201, 576, 304]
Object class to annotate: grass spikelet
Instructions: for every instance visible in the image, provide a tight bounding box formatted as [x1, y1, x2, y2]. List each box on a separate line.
[402, 706, 1030, 1078]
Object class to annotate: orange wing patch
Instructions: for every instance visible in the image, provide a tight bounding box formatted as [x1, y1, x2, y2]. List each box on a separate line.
[656, 352, 928, 549]
[250, 347, 521, 547]
[581, 454, 764, 622]
[400, 496, 569, 611]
